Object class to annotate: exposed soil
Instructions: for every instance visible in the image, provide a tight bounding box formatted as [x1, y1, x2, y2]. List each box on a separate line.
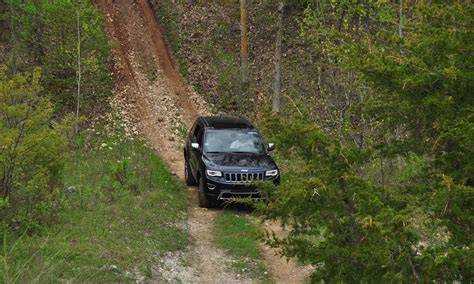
[259, 221, 313, 283]
[97, 0, 311, 282]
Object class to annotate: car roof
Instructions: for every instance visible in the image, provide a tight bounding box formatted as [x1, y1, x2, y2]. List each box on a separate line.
[199, 115, 254, 129]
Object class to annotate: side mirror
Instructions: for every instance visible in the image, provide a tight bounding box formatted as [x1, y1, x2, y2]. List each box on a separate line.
[267, 143, 275, 152]
[191, 143, 200, 151]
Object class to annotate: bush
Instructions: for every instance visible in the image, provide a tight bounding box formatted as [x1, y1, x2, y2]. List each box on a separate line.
[0, 66, 72, 232]
[0, 126, 189, 282]
[256, 113, 473, 282]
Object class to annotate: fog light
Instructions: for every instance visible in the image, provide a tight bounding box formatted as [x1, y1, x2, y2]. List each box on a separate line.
[207, 183, 216, 190]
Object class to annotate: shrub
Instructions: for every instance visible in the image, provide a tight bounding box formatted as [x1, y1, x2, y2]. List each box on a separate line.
[256, 113, 473, 282]
[0, 66, 72, 232]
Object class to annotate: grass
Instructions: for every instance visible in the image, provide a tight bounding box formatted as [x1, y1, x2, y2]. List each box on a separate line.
[214, 211, 271, 282]
[0, 124, 188, 282]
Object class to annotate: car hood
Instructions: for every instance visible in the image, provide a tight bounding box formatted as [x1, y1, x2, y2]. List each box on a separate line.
[202, 152, 277, 171]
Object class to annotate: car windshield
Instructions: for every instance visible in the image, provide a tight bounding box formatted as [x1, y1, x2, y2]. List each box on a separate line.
[204, 129, 266, 154]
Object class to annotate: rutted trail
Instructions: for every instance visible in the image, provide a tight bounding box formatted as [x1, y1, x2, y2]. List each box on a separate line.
[97, 0, 310, 282]
[97, 1, 245, 282]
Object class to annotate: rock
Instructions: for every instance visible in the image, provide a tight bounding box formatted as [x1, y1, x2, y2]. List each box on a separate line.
[106, 264, 121, 274]
[65, 186, 76, 193]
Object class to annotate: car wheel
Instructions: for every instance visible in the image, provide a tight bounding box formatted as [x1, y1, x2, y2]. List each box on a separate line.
[184, 157, 197, 186]
[198, 177, 213, 208]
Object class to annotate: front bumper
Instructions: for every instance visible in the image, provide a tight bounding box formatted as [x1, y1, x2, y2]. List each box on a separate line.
[203, 175, 279, 201]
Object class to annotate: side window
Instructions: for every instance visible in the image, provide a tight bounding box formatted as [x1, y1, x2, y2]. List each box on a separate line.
[193, 124, 202, 142]
[196, 127, 203, 144]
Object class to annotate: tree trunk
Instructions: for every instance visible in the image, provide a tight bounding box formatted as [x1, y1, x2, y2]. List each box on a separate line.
[398, 0, 403, 38]
[240, 0, 248, 86]
[9, 0, 17, 75]
[272, 1, 284, 113]
[75, 4, 82, 134]
[396, 0, 403, 170]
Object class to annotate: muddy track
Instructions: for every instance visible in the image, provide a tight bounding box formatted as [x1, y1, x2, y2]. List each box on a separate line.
[97, 0, 310, 282]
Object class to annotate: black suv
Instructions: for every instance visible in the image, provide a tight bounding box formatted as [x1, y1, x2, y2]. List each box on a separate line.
[184, 116, 280, 207]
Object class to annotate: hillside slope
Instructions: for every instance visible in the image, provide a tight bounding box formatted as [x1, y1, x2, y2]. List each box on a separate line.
[98, 0, 311, 282]
[152, 1, 318, 118]
[97, 0, 257, 282]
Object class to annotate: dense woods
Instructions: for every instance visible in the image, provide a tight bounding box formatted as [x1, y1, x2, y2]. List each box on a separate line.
[157, 0, 473, 281]
[260, 1, 474, 281]
[2, 0, 111, 116]
[0, 0, 472, 282]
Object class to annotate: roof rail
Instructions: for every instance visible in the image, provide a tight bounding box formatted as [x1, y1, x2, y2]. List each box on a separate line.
[199, 116, 209, 127]
[237, 115, 254, 127]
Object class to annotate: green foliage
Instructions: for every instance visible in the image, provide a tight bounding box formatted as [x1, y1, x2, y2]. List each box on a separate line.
[211, 48, 245, 110]
[349, 3, 474, 181]
[0, 199, 7, 210]
[4, 0, 112, 116]
[155, 0, 182, 56]
[253, 2, 474, 282]
[0, 126, 188, 282]
[215, 212, 263, 259]
[256, 112, 473, 282]
[302, 1, 474, 182]
[344, 2, 474, 256]
[0, 66, 72, 231]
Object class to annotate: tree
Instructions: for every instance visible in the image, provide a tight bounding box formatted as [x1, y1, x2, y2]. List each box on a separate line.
[75, 1, 82, 134]
[240, 0, 249, 87]
[0, 66, 72, 229]
[8, 0, 18, 75]
[17, 0, 112, 116]
[272, 1, 284, 113]
[349, 1, 474, 253]
[257, 2, 474, 282]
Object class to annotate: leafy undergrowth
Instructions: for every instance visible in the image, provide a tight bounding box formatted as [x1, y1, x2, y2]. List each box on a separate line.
[1, 125, 188, 282]
[214, 211, 271, 282]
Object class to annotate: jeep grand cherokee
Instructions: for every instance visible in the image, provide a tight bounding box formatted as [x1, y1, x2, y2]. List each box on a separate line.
[183, 116, 280, 207]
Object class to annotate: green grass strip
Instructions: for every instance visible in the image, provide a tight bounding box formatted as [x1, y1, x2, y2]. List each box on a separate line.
[1, 127, 188, 282]
[214, 211, 271, 281]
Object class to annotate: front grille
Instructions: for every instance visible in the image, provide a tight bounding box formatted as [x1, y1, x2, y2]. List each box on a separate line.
[224, 172, 264, 183]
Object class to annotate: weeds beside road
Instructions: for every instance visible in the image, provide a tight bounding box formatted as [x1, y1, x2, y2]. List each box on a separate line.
[1, 125, 188, 282]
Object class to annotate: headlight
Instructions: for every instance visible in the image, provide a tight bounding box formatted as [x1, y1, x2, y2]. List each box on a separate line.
[265, 169, 278, 177]
[206, 170, 222, 177]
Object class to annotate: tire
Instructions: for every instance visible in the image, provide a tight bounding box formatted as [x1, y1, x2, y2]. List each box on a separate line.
[198, 177, 214, 208]
[184, 157, 197, 186]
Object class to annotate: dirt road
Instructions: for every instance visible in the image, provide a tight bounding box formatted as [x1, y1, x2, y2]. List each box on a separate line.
[98, 0, 311, 282]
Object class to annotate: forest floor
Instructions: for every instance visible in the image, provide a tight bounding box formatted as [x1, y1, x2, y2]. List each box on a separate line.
[97, 0, 312, 282]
